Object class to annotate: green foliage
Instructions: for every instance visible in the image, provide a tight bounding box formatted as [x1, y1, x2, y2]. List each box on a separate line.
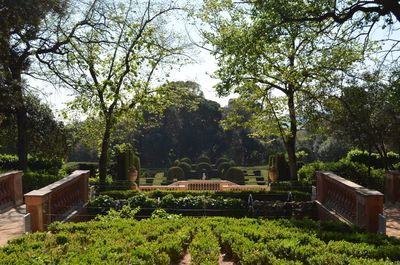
[178, 162, 191, 178]
[167, 167, 185, 182]
[87, 195, 115, 215]
[0, 154, 63, 175]
[298, 159, 385, 191]
[23, 171, 63, 193]
[196, 162, 212, 175]
[64, 162, 98, 177]
[346, 149, 400, 169]
[225, 167, 245, 185]
[150, 209, 182, 220]
[180, 157, 192, 165]
[189, 227, 220, 265]
[3, 216, 399, 264]
[216, 157, 230, 168]
[114, 144, 138, 183]
[99, 190, 139, 200]
[197, 156, 211, 164]
[217, 162, 232, 177]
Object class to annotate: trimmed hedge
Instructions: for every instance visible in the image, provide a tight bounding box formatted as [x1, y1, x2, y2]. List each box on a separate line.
[167, 167, 185, 182]
[178, 162, 191, 179]
[225, 167, 245, 185]
[197, 156, 211, 164]
[180, 157, 192, 165]
[64, 162, 98, 177]
[23, 171, 63, 193]
[0, 154, 63, 175]
[346, 149, 400, 169]
[195, 162, 212, 175]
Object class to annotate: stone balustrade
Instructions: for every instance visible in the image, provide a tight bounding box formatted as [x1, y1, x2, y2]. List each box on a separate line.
[316, 171, 383, 233]
[24, 170, 89, 232]
[139, 180, 269, 192]
[385, 171, 400, 204]
[0, 171, 23, 211]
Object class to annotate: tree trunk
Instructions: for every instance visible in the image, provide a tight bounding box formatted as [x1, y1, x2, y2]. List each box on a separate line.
[16, 104, 28, 171]
[286, 88, 298, 181]
[98, 117, 112, 190]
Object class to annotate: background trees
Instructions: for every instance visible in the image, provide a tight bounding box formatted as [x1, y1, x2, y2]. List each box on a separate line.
[200, 0, 361, 179]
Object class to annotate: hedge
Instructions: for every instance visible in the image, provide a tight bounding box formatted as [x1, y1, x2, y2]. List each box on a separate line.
[0, 154, 63, 175]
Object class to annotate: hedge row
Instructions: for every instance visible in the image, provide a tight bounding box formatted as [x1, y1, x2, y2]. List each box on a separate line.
[0, 154, 63, 175]
[99, 189, 311, 201]
[2, 215, 400, 264]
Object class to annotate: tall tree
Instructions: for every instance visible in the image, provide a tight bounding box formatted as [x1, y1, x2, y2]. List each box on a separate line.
[201, 0, 361, 180]
[0, 0, 95, 170]
[44, 0, 191, 185]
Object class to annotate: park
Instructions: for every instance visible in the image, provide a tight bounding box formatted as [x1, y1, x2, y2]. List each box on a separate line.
[1, 0, 400, 264]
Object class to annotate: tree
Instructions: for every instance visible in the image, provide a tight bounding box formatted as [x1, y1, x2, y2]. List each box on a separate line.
[318, 71, 400, 168]
[0, 0, 95, 170]
[44, 0, 191, 185]
[201, 0, 361, 180]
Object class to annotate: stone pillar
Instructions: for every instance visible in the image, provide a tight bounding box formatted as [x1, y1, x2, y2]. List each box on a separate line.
[385, 171, 400, 204]
[12, 171, 23, 206]
[356, 188, 384, 233]
[24, 190, 51, 232]
[316, 171, 326, 203]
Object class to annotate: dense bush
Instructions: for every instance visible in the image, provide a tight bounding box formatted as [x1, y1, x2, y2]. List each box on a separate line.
[216, 157, 229, 168]
[346, 149, 400, 169]
[3, 216, 400, 264]
[180, 157, 192, 165]
[195, 162, 212, 176]
[197, 156, 211, 164]
[23, 171, 63, 193]
[167, 167, 185, 182]
[217, 161, 232, 177]
[178, 162, 192, 178]
[0, 154, 63, 175]
[298, 159, 385, 191]
[225, 167, 245, 185]
[64, 162, 98, 177]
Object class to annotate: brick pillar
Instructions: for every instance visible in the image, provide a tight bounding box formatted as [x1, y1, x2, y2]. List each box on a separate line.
[316, 171, 326, 203]
[356, 188, 384, 233]
[24, 190, 51, 232]
[386, 171, 400, 204]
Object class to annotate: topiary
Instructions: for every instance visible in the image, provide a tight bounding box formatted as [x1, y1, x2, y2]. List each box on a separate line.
[197, 156, 211, 164]
[178, 162, 191, 179]
[180, 157, 192, 165]
[215, 157, 229, 168]
[196, 162, 212, 177]
[173, 160, 180, 166]
[225, 167, 245, 185]
[217, 162, 232, 179]
[167, 167, 185, 183]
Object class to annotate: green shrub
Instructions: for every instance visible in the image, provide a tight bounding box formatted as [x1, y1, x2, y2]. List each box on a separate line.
[173, 159, 180, 166]
[0, 154, 63, 175]
[197, 156, 211, 164]
[87, 195, 116, 215]
[167, 167, 185, 182]
[23, 171, 63, 193]
[180, 157, 192, 165]
[196, 162, 212, 175]
[64, 162, 98, 177]
[114, 144, 138, 183]
[225, 167, 245, 185]
[346, 149, 400, 169]
[189, 227, 220, 265]
[217, 162, 232, 177]
[298, 159, 385, 191]
[216, 157, 230, 168]
[99, 190, 139, 199]
[178, 162, 191, 178]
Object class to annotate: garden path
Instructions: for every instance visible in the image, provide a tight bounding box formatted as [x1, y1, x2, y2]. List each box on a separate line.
[384, 203, 400, 238]
[0, 205, 26, 246]
[178, 253, 234, 265]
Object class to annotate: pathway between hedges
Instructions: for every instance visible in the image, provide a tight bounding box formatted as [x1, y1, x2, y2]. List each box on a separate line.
[179, 252, 234, 265]
[384, 203, 400, 238]
[0, 205, 26, 246]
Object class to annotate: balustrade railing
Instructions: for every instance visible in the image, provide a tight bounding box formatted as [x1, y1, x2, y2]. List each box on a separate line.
[24, 170, 89, 232]
[0, 171, 23, 211]
[316, 171, 383, 232]
[139, 180, 269, 192]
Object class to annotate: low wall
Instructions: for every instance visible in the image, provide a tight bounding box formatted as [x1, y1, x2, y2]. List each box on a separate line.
[139, 180, 269, 192]
[316, 171, 383, 233]
[385, 171, 400, 204]
[0, 171, 23, 212]
[24, 170, 89, 232]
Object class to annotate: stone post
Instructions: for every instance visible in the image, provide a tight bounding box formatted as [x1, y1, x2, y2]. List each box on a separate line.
[24, 189, 51, 232]
[12, 171, 23, 206]
[356, 188, 384, 233]
[385, 171, 400, 204]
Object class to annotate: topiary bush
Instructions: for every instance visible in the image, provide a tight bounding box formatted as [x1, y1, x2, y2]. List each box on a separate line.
[346, 149, 400, 169]
[114, 144, 136, 183]
[197, 156, 211, 164]
[225, 167, 245, 185]
[180, 157, 192, 165]
[196, 162, 212, 176]
[178, 162, 191, 179]
[216, 157, 229, 168]
[167, 167, 185, 183]
[217, 162, 232, 179]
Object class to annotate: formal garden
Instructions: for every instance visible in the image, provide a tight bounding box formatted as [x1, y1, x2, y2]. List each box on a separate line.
[2, 0, 400, 264]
